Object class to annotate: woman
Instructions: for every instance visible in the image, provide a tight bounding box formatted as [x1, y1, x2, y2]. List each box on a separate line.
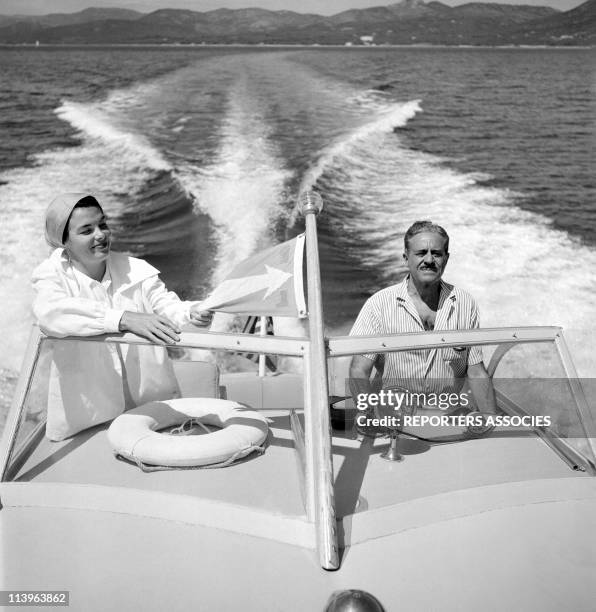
[32, 193, 213, 441]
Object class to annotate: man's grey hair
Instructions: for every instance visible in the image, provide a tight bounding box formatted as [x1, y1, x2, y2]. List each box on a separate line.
[404, 220, 449, 253]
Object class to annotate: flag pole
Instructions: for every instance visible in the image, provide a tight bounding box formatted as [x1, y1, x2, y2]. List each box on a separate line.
[300, 191, 339, 571]
[258, 316, 267, 378]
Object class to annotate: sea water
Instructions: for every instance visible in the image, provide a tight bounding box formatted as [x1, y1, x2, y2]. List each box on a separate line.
[0, 46, 594, 427]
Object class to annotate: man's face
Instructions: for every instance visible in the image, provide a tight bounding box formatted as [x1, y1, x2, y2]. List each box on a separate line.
[403, 231, 449, 285]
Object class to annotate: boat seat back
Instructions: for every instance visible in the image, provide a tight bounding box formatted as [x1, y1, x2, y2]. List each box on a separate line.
[172, 360, 221, 399]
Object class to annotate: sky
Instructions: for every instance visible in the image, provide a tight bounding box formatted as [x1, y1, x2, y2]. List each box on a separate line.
[0, 0, 586, 16]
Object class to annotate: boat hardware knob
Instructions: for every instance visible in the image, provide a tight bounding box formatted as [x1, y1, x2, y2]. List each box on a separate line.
[380, 430, 404, 462]
[299, 190, 324, 215]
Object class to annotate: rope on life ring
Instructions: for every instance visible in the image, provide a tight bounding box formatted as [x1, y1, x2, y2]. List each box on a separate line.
[107, 398, 269, 471]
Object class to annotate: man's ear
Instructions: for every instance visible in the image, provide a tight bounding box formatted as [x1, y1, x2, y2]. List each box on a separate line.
[402, 251, 408, 262]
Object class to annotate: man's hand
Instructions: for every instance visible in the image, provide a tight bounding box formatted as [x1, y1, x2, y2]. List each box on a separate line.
[349, 354, 380, 415]
[349, 355, 375, 402]
[119, 311, 180, 345]
[189, 305, 213, 328]
[467, 362, 497, 414]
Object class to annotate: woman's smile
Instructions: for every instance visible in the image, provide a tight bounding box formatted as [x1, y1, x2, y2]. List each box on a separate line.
[64, 206, 111, 278]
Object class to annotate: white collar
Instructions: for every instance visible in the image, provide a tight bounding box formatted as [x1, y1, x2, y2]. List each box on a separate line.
[51, 248, 159, 293]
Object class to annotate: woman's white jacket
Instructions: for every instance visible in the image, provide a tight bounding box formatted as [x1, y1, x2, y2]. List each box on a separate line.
[32, 248, 194, 441]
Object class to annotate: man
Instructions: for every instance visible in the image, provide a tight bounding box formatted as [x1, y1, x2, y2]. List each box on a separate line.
[349, 220, 496, 436]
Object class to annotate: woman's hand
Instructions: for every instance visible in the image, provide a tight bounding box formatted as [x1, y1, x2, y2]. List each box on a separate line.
[189, 305, 214, 328]
[118, 311, 180, 345]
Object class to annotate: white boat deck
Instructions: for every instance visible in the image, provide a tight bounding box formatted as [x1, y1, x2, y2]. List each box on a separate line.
[3, 494, 596, 612]
[331, 430, 582, 516]
[3, 367, 596, 610]
[3, 415, 596, 611]
[11, 412, 306, 518]
[9, 411, 585, 523]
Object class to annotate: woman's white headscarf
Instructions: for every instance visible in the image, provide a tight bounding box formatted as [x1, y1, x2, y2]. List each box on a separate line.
[45, 193, 98, 249]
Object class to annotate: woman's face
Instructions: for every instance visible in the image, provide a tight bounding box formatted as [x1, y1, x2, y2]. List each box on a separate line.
[64, 206, 111, 267]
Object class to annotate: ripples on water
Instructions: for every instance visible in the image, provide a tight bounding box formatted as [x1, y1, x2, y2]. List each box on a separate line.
[0, 46, 594, 378]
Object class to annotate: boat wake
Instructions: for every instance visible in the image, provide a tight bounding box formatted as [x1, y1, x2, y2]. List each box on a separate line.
[177, 78, 292, 288]
[0, 50, 594, 382]
[297, 99, 422, 200]
[56, 100, 171, 173]
[293, 93, 596, 377]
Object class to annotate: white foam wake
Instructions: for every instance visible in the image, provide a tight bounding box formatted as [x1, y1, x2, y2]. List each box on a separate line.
[56, 100, 171, 172]
[178, 80, 292, 288]
[295, 99, 422, 209]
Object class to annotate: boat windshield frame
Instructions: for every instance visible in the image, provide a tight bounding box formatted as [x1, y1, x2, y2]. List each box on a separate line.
[1, 323, 595, 571]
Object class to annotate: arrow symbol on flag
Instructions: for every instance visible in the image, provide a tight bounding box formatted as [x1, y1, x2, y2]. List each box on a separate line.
[200, 265, 293, 311]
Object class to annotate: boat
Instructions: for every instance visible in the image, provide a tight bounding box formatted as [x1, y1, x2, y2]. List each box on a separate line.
[1, 195, 595, 611]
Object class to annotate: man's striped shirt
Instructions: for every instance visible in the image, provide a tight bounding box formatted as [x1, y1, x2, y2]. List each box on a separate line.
[350, 277, 483, 394]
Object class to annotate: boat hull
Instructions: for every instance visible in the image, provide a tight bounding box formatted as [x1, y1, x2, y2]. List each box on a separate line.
[2, 487, 596, 611]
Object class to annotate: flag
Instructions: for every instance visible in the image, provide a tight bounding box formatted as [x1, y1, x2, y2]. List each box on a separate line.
[200, 234, 307, 318]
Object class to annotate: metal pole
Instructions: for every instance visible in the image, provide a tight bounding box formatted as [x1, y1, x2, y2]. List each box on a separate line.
[300, 191, 339, 570]
[258, 316, 267, 378]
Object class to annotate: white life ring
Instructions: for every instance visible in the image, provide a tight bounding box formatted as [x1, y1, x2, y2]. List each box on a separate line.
[107, 398, 269, 469]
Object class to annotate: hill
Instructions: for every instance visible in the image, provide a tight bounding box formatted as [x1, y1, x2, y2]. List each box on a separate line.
[0, 1, 591, 46]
